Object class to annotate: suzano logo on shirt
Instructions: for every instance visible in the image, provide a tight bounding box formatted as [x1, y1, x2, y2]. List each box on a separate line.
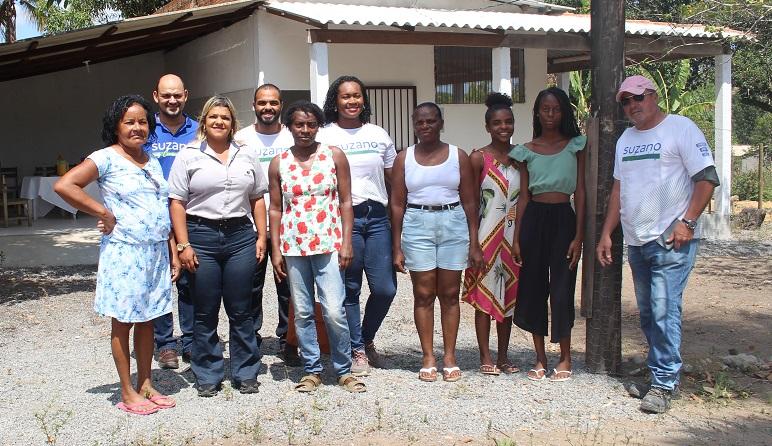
[340, 140, 380, 155]
[259, 146, 291, 162]
[148, 141, 184, 158]
[622, 142, 661, 161]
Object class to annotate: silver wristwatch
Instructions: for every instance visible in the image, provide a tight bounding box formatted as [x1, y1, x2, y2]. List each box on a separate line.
[681, 218, 697, 231]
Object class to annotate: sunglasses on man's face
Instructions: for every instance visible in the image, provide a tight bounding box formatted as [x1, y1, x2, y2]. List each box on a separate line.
[620, 91, 655, 107]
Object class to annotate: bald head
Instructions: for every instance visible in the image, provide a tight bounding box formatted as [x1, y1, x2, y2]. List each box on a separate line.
[153, 74, 188, 121]
[157, 74, 185, 92]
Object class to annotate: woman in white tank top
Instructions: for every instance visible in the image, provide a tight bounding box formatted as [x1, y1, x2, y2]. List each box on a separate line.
[390, 102, 484, 383]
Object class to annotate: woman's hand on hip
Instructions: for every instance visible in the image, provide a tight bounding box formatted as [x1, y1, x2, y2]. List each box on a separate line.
[96, 210, 116, 235]
[179, 247, 198, 273]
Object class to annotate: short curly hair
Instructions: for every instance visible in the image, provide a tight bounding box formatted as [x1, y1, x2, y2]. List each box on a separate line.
[101, 95, 156, 146]
[322, 75, 372, 125]
[282, 100, 325, 127]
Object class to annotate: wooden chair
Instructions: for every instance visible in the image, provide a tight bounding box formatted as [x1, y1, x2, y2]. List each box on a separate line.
[0, 167, 19, 199]
[1, 174, 32, 227]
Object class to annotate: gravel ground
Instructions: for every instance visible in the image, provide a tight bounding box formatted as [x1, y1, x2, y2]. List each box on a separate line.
[1, 239, 771, 445]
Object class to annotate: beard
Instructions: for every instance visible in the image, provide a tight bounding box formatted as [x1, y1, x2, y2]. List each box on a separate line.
[256, 110, 280, 126]
[160, 107, 182, 119]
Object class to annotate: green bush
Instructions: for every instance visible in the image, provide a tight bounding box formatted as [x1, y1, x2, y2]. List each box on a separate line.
[732, 167, 772, 201]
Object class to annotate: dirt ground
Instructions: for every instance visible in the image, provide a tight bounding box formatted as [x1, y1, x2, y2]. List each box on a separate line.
[0, 216, 770, 445]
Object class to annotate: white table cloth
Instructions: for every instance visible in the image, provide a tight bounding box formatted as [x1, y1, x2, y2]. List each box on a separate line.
[20, 176, 103, 219]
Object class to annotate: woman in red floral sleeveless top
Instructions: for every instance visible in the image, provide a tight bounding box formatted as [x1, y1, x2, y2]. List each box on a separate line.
[267, 101, 365, 393]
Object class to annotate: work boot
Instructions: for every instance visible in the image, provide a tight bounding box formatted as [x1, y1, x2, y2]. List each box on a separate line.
[157, 349, 179, 369]
[365, 342, 385, 368]
[640, 387, 673, 414]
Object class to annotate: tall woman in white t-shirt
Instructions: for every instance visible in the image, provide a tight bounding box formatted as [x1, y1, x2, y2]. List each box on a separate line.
[391, 102, 484, 382]
[319, 76, 398, 376]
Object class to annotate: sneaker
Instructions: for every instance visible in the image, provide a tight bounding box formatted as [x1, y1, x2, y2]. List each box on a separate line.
[235, 379, 260, 394]
[640, 387, 672, 414]
[364, 342, 384, 368]
[625, 382, 680, 400]
[157, 349, 179, 369]
[197, 383, 220, 398]
[351, 349, 370, 377]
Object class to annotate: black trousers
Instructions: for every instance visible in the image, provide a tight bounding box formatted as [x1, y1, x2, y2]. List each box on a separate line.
[513, 201, 577, 343]
[252, 241, 292, 350]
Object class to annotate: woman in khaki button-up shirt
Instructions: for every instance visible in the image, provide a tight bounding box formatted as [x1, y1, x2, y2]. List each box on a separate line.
[168, 95, 267, 396]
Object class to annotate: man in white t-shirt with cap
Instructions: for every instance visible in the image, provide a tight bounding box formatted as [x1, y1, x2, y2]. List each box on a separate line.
[597, 75, 719, 414]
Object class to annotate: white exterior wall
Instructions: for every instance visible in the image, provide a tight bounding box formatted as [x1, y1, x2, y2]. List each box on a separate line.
[256, 10, 311, 90]
[164, 14, 259, 126]
[256, 12, 548, 150]
[0, 52, 164, 177]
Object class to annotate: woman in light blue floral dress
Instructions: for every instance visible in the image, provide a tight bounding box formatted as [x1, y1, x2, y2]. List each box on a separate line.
[55, 95, 180, 416]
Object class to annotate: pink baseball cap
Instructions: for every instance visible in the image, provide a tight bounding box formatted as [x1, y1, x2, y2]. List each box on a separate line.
[616, 75, 657, 102]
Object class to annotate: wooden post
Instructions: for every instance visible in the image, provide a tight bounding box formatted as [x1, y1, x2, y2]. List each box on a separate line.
[585, 0, 625, 375]
[760, 144, 765, 210]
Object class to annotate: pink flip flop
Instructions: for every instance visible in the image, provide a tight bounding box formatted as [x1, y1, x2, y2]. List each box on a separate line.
[148, 394, 176, 409]
[116, 400, 159, 415]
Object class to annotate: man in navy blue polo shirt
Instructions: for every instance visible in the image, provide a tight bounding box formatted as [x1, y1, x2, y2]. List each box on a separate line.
[146, 74, 198, 369]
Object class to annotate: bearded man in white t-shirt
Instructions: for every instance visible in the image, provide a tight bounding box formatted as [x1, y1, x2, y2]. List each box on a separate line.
[597, 75, 719, 414]
[234, 84, 299, 365]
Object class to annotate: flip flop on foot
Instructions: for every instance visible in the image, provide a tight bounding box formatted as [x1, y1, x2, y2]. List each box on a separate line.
[338, 374, 367, 393]
[497, 363, 520, 374]
[295, 374, 322, 393]
[527, 368, 547, 381]
[549, 368, 573, 382]
[418, 366, 438, 382]
[116, 400, 159, 415]
[147, 394, 176, 409]
[479, 364, 500, 376]
[443, 367, 462, 382]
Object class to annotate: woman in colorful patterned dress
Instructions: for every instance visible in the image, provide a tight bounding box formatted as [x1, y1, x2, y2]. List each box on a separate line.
[55, 95, 179, 415]
[267, 100, 365, 393]
[462, 93, 521, 376]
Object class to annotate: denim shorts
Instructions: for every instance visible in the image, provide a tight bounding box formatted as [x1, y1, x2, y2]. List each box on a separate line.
[401, 205, 470, 272]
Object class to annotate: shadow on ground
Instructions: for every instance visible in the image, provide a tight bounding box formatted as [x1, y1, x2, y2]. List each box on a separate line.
[0, 265, 96, 305]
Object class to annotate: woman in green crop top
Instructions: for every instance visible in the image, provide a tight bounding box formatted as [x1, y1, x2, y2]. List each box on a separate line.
[509, 87, 585, 383]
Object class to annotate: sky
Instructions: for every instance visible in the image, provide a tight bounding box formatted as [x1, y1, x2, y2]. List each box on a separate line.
[16, 3, 41, 41]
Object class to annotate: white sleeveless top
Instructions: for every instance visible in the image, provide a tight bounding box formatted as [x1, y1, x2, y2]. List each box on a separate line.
[404, 144, 461, 206]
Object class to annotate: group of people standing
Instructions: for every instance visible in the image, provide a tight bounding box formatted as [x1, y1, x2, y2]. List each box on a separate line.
[54, 71, 717, 416]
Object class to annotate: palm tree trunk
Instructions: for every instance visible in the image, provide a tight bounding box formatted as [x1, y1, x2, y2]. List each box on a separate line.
[1, 0, 16, 43]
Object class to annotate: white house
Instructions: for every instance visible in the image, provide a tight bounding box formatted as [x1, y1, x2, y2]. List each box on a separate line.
[0, 0, 743, 230]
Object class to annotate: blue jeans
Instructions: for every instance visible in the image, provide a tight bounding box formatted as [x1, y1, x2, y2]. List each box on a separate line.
[188, 217, 260, 386]
[628, 239, 699, 391]
[252, 240, 292, 350]
[344, 201, 397, 352]
[153, 271, 193, 355]
[285, 252, 352, 376]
